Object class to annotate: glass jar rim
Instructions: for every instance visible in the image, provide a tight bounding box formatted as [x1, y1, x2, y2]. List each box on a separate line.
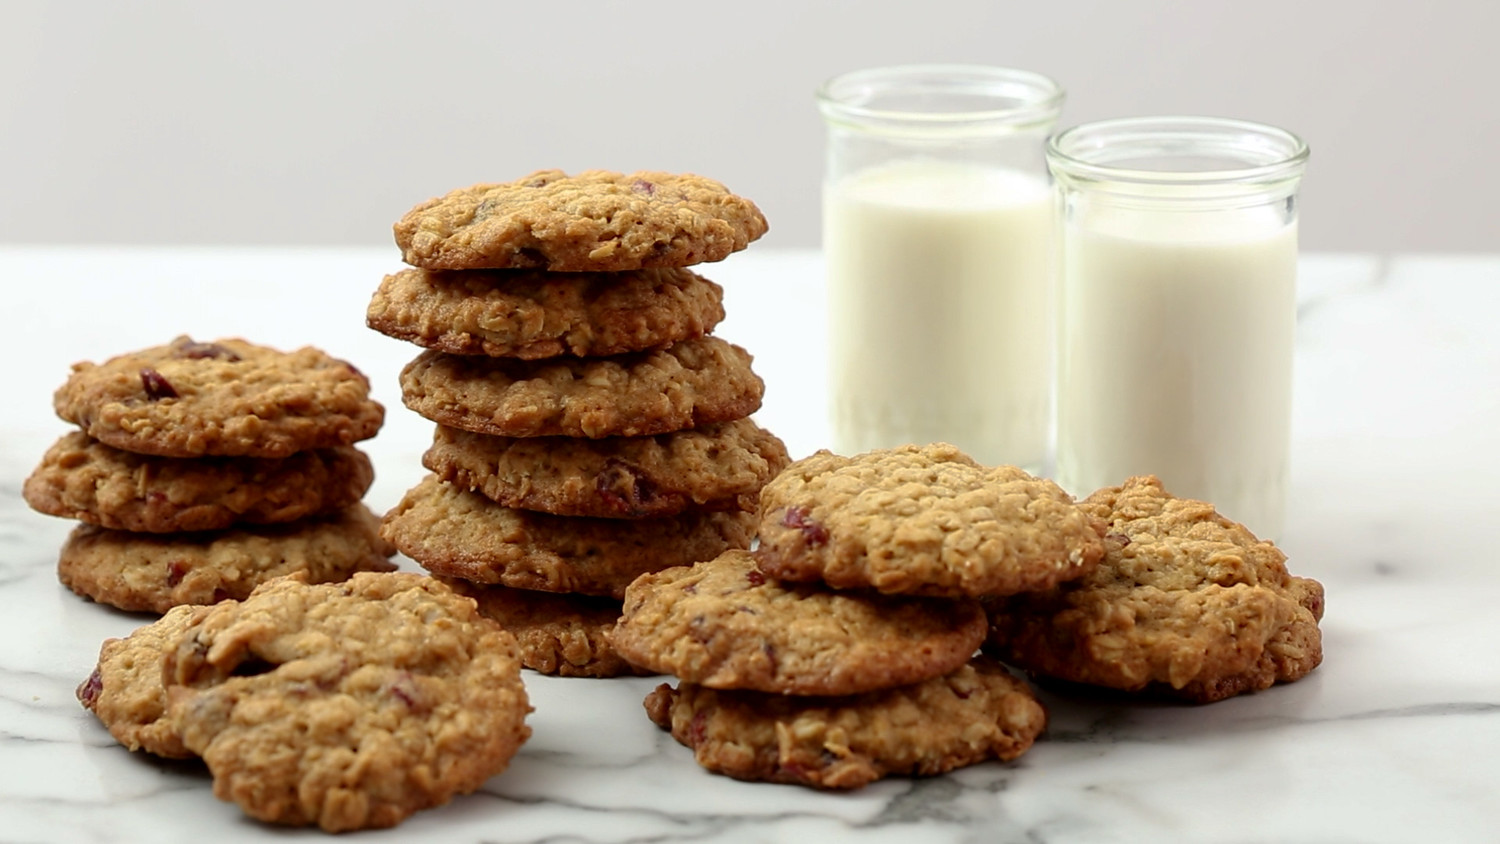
[1047, 116, 1309, 188]
[817, 64, 1065, 134]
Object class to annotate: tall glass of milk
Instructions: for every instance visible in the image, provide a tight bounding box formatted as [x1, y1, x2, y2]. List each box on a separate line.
[817, 65, 1064, 473]
[1048, 117, 1310, 538]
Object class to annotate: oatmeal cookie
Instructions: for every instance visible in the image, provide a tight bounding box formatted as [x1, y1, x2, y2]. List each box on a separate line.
[645, 657, 1045, 790]
[423, 418, 789, 519]
[163, 572, 531, 832]
[77, 604, 212, 758]
[756, 444, 1106, 598]
[24, 432, 374, 533]
[440, 578, 653, 678]
[381, 476, 753, 599]
[985, 475, 1325, 703]
[53, 336, 384, 459]
[614, 549, 986, 695]
[393, 170, 767, 272]
[366, 266, 725, 359]
[57, 504, 397, 614]
[399, 336, 763, 439]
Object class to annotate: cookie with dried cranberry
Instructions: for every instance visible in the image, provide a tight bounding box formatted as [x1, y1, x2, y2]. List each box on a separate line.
[439, 578, 652, 679]
[614, 549, 986, 695]
[163, 572, 531, 832]
[381, 475, 753, 599]
[57, 504, 397, 614]
[399, 336, 762, 439]
[644, 656, 1046, 790]
[53, 336, 384, 459]
[367, 266, 725, 359]
[24, 432, 374, 533]
[77, 604, 212, 758]
[423, 418, 789, 519]
[393, 170, 767, 272]
[755, 444, 1106, 599]
[985, 475, 1324, 703]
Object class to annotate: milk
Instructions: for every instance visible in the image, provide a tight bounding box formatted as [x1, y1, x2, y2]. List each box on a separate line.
[1055, 205, 1296, 538]
[823, 159, 1055, 471]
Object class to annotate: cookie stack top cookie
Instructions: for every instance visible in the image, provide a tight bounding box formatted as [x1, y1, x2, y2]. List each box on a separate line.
[369, 170, 787, 680]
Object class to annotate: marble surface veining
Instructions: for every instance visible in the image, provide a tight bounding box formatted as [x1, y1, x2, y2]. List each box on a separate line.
[0, 247, 1497, 843]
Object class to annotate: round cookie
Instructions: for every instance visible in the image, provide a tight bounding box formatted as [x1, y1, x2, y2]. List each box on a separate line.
[985, 475, 1325, 703]
[53, 336, 384, 459]
[439, 578, 653, 679]
[613, 549, 987, 696]
[399, 336, 763, 439]
[381, 475, 754, 599]
[162, 573, 531, 832]
[644, 657, 1046, 790]
[393, 170, 768, 272]
[58, 504, 398, 614]
[423, 419, 789, 519]
[25, 432, 374, 533]
[77, 604, 212, 758]
[755, 444, 1106, 599]
[366, 266, 725, 359]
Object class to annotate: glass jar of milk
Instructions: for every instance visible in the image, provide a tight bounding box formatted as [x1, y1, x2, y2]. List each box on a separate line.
[1048, 117, 1309, 539]
[817, 65, 1064, 473]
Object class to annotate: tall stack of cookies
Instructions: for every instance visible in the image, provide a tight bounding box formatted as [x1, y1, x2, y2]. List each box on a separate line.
[368, 170, 790, 678]
[24, 336, 396, 613]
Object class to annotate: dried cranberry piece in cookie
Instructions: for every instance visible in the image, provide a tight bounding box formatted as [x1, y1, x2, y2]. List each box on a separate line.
[139, 368, 178, 400]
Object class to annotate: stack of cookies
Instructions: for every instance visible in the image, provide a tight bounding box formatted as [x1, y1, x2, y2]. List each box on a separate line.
[368, 170, 790, 678]
[24, 336, 397, 613]
[612, 443, 1099, 789]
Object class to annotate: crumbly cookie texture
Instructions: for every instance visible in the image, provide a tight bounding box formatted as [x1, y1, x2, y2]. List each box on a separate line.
[399, 336, 763, 439]
[163, 572, 531, 832]
[366, 266, 725, 359]
[77, 604, 211, 758]
[645, 657, 1046, 790]
[440, 578, 653, 679]
[381, 476, 754, 599]
[24, 432, 374, 533]
[755, 444, 1106, 598]
[423, 419, 789, 519]
[614, 550, 987, 695]
[985, 475, 1325, 703]
[393, 170, 768, 272]
[53, 336, 384, 459]
[57, 504, 397, 614]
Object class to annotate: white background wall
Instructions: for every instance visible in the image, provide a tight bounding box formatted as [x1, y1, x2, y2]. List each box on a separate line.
[2, 0, 1495, 252]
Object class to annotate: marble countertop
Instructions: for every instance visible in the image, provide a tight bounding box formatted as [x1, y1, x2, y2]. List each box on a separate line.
[1, 246, 1497, 843]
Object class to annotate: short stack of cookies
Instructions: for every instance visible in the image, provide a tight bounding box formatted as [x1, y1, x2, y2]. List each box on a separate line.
[368, 170, 790, 678]
[24, 336, 397, 613]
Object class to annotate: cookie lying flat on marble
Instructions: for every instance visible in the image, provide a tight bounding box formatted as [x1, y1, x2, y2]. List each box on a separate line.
[644, 657, 1046, 790]
[614, 550, 987, 695]
[440, 578, 653, 679]
[163, 572, 531, 832]
[423, 418, 789, 519]
[24, 432, 374, 533]
[985, 475, 1325, 703]
[382, 475, 754, 599]
[57, 504, 397, 614]
[77, 604, 211, 758]
[399, 336, 763, 439]
[53, 336, 384, 459]
[393, 170, 768, 272]
[367, 266, 725, 359]
[755, 443, 1106, 599]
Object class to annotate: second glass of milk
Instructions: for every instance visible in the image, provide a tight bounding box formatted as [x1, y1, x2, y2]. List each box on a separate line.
[1048, 117, 1310, 539]
[817, 65, 1064, 473]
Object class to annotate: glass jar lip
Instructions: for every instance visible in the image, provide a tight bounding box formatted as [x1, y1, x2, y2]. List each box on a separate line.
[817, 64, 1065, 134]
[1047, 116, 1309, 187]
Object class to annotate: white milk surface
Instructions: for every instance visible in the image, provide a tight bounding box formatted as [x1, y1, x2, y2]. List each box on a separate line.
[1056, 205, 1297, 538]
[823, 159, 1054, 470]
